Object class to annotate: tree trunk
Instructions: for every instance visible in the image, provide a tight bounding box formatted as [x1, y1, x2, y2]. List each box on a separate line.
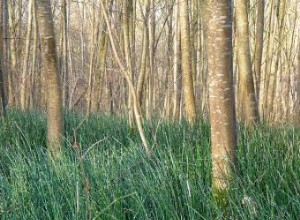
[136, 0, 150, 113]
[254, 0, 264, 115]
[204, 0, 237, 190]
[235, 0, 259, 124]
[172, 1, 182, 120]
[86, 5, 97, 115]
[163, 1, 173, 119]
[62, 0, 69, 108]
[20, 0, 34, 110]
[179, 0, 196, 123]
[123, 0, 135, 125]
[146, 0, 156, 120]
[6, 1, 16, 106]
[0, 0, 7, 116]
[35, 0, 63, 157]
[267, 0, 286, 120]
[294, 41, 300, 126]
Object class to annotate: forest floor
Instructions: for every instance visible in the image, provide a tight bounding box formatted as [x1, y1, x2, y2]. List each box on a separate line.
[0, 110, 299, 219]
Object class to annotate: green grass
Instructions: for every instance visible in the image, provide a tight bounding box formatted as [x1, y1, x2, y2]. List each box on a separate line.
[0, 110, 299, 219]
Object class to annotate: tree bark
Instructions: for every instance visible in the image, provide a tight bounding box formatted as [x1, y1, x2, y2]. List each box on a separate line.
[62, 0, 69, 108]
[172, 0, 182, 121]
[123, 0, 135, 125]
[20, 0, 34, 110]
[137, 0, 150, 113]
[254, 0, 264, 115]
[179, 0, 196, 123]
[294, 40, 300, 126]
[235, 0, 259, 124]
[6, 1, 16, 106]
[35, 0, 63, 157]
[204, 0, 237, 190]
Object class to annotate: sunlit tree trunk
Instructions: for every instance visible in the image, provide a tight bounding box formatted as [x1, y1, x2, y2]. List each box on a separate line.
[86, 5, 97, 115]
[146, 0, 155, 120]
[137, 0, 150, 112]
[254, 0, 264, 115]
[268, 0, 286, 120]
[294, 41, 300, 126]
[179, 0, 196, 123]
[100, 0, 151, 155]
[6, 1, 16, 106]
[163, 1, 173, 119]
[123, 0, 135, 125]
[30, 7, 38, 109]
[194, 0, 203, 116]
[35, 0, 63, 157]
[172, 0, 182, 120]
[61, 0, 69, 108]
[204, 0, 237, 190]
[20, 0, 33, 110]
[235, 0, 259, 124]
[261, 0, 274, 119]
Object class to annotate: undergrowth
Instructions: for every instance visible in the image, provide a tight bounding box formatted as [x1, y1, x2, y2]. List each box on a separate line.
[0, 110, 299, 219]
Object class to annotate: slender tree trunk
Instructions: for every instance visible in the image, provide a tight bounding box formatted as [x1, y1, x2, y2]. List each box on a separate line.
[123, 0, 135, 125]
[254, 0, 264, 115]
[20, 0, 33, 110]
[0, 0, 7, 116]
[100, 0, 151, 156]
[137, 0, 150, 113]
[163, 1, 173, 119]
[173, 1, 182, 120]
[35, 0, 63, 157]
[294, 41, 300, 126]
[179, 0, 196, 123]
[62, 0, 69, 108]
[6, 1, 16, 106]
[195, 0, 203, 116]
[235, 0, 259, 124]
[86, 5, 97, 115]
[204, 0, 237, 190]
[267, 0, 286, 120]
[147, 0, 156, 120]
[30, 7, 38, 109]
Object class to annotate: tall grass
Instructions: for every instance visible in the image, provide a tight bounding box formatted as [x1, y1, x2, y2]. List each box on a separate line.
[0, 110, 299, 219]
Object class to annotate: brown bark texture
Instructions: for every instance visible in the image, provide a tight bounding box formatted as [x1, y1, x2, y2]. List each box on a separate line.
[35, 0, 64, 156]
[204, 0, 237, 190]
